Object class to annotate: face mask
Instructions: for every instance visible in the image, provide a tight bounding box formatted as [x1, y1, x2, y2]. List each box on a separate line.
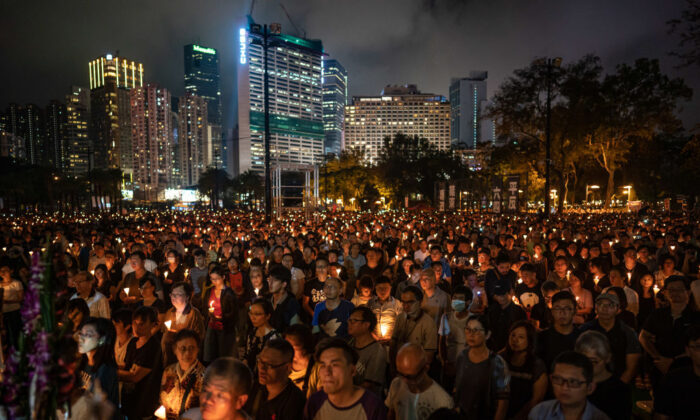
[451, 299, 466, 312]
[167, 257, 176, 264]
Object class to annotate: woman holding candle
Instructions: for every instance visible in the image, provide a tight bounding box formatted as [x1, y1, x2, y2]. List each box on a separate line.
[159, 329, 205, 419]
[161, 282, 205, 366]
[636, 273, 657, 327]
[564, 270, 593, 325]
[202, 266, 238, 363]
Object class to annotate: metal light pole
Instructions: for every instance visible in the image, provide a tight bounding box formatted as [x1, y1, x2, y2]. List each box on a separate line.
[263, 24, 272, 222]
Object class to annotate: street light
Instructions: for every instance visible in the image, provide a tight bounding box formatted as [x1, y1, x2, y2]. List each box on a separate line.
[534, 57, 563, 216]
[624, 185, 632, 201]
[585, 184, 600, 204]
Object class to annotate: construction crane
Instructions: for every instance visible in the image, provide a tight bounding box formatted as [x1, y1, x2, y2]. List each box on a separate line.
[279, 2, 306, 38]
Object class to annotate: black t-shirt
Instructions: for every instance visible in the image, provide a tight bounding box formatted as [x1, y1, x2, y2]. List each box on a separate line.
[654, 366, 700, 420]
[536, 327, 581, 372]
[642, 306, 700, 358]
[514, 282, 542, 312]
[270, 294, 301, 334]
[530, 302, 552, 330]
[122, 335, 163, 418]
[589, 375, 631, 420]
[303, 278, 326, 312]
[245, 380, 306, 420]
[580, 320, 641, 379]
[358, 264, 383, 282]
[487, 303, 526, 351]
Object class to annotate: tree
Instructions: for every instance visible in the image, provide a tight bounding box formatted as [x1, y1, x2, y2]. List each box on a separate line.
[198, 168, 231, 209]
[231, 170, 263, 210]
[668, 0, 700, 69]
[375, 133, 468, 207]
[320, 149, 378, 210]
[588, 58, 692, 206]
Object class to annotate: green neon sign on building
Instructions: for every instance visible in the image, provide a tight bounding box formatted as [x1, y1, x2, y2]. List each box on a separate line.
[193, 45, 216, 55]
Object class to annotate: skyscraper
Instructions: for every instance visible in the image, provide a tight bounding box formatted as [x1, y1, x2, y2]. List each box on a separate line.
[46, 100, 67, 169]
[64, 86, 90, 176]
[89, 54, 143, 170]
[449, 71, 494, 149]
[177, 92, 208, 187]
[344, 85, 451, 165]
[322, 58, 347, 156]
[129, 83, 173, 200]
[184, 44, 222, 126]
[237, 22, 324, 176]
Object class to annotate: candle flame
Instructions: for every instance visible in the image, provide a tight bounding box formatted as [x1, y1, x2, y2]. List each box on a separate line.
[124, 287, 130, 295]
[154, 405, 166, 419]
[164, 320, 172, 330]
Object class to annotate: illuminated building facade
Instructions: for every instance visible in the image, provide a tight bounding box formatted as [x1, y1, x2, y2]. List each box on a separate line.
[449, 71, 494, 149]
[64, 86, 90, 176]
[322, 59, 347, 156]
[344, 85, 451, 164]
[89, 54, 143, 170]
[45, 100, 67, 169]
[237, 21, 324, 176]
[177, 92, 208, 187]
[130, 83, 173, 200]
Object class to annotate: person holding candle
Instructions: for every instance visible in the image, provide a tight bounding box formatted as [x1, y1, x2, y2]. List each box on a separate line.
[160, 329, 205, 419]
[203, 266, 238, 363]
[347, 306, 388, 397]
[161, 281, 205, 366]
[546, 257, 571, 291]
[160, 249, 186, 299]
[564, 270, 593, 326]
[118, 251, 163, 308]
[635, 273, 657, 327]
[0, 262, 24, 350]
[367, 276, 403, 343]
[243, 298, 281, 370]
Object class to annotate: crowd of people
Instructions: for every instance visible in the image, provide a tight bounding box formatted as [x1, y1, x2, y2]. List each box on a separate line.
[0, 209, 699, 420]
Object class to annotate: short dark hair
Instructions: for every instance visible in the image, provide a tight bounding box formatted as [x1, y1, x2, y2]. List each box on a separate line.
[607, 286, 628, 309]
[173, 329, 201, 348]
[133, 306, 158, 323]
[466, 313, 491, 333]
[358, 275, 374, 290]
[204, 357, 252, 396]
[495, 253, 511, 265]
[171, 281, 193, 297]
[130, 250, 146, 262]
[452, 285, 473, 301]
[351, 306, 377, 332]
[402, 285, 423, 302]
[551, 290, 576, 307]
[541, 280, 560, 294]
[315, 337, 358, 365]
[269, 265, 292, 286]
[283, 324, 314, 355]
[552, 351, 594, 384]
[374, 275, 391, 286]
[519, 263, 536, 274]
[111, 308, 133, 326]
[264, 338, 294, 363]
[250, 298, 273, 315]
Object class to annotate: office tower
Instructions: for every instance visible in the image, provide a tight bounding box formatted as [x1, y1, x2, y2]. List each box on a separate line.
[449, 71, 494, 149]
[322, 58, 347, 156]
[130, 83, 173, 200]
[177, 92, 208, 187]
[237, 21, 324, 175]
[4, 104, 45, 165]
[344, 84, 451, 164]
[89, 54, 143, 170]
[45, 100, 67, 169]
[64, 86, 90, 176]
[1, 104, 27, 161]
[170, 105, 181, 186]
[184, 44, 222, 126]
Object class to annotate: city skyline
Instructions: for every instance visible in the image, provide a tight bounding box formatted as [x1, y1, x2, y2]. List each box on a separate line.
[1, 0, 698, 132]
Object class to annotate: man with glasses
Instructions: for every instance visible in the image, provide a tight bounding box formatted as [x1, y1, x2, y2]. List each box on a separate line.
[529, 351, 609, 419]
[580, 293, 641, 384]
[245, 339, 306, 420]
[385, 343, 453, 420]
[640, 275, 700, 392]
[537, 291, 581, 373]
[348, 306, 388, 397]
[391, 286, 438, 365]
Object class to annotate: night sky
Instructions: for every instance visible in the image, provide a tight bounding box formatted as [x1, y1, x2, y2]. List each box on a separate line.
[1, 0, 697, 130]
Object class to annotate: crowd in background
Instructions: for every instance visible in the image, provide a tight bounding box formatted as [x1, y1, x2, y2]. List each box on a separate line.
[1, 210, 699, 420]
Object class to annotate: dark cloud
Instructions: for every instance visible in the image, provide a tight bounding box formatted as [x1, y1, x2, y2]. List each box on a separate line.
[1, 0, 697, 129]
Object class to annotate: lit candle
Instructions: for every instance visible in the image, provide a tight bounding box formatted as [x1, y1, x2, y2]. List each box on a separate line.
[90, 270, 95, 276]
[335, 268, 341, 277]
[594, 275, 599, 285]
[154, 405, 166, 419]
[627, 272, 631, 283]
[512, 296, 520, 305]
[209, 300, 215, 313]
[566, 270, 571, 280]
[469, 258, 474, 266]
[247, 257, 252, 264]
[164, 320, 172, 330]
[517, 278, 523, 284]
[653, 284, 660, 294]
[124, 287, 130, 296]
[185, 269, 189, 278]
[670, 245, 676, 251]
[164, 271, 169, 280]
[380, 323, 388, 338]
[254, 288, 260, 296]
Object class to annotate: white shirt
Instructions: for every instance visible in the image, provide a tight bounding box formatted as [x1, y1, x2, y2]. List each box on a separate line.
[413, 249, 429, 264]
[71, 291, 111, 319]
[1, 279, 23, 312]
[121, 258, 157, 278]
[385, 377, 454, 420]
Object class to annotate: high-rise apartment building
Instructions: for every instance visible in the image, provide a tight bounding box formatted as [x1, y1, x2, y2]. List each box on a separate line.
[1, 104, 28, 162]
[130, 83, 173, 200]
[322, 59, 347, 156]
[177, 92, 208, 187]
[344, 85, 451, 164]
[46, 100, 67, 169]
[449, 71, 494, 149]
[64, 86, 90, 176]
[89, 54, 143, 170]
[184, 44, 222, 126]
[237, 22, 324, 176]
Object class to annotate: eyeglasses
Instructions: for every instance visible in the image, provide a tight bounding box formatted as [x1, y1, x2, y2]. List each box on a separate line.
[465, 327, 485, 335]
[256, 357, 288, 370]
[551, 374, 588, 388]
[347, 318, 365, 324]
[595, 302, 617, 310]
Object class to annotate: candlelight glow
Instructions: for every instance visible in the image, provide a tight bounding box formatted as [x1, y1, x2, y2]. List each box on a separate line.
[380, 323, 388, 338]
[164, 320, 172, 330]
[154, 405, 166, 419]
[124, 287, 130, 295]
